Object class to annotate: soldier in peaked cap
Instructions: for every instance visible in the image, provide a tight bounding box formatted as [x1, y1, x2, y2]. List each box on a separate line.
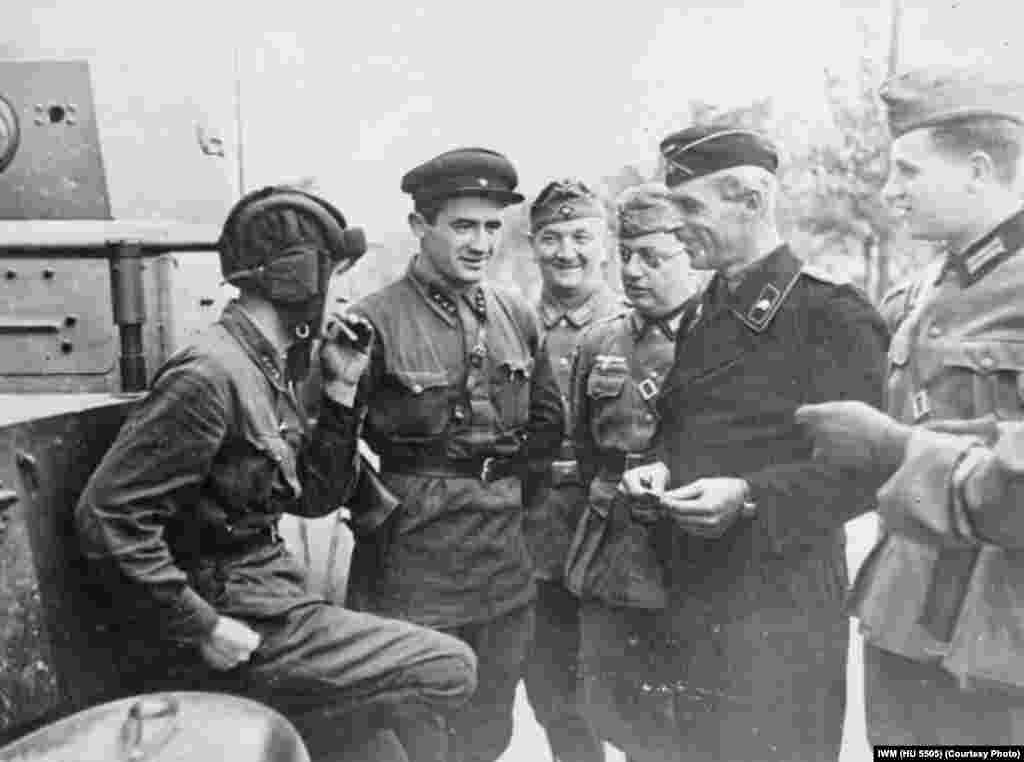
[520, 178, 622, 762]
[796, 65, 1024, 746]
[330, 147, 564, 762]
[566, 183, 701, 762]
[617, 126, 888, 761]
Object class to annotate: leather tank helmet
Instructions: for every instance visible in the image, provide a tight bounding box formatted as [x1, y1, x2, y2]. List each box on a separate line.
[219, 185, 367, 341]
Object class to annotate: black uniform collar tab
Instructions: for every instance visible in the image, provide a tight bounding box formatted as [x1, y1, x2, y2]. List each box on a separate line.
[711, 245, 802, 333]
[946, 207, 1024, 287]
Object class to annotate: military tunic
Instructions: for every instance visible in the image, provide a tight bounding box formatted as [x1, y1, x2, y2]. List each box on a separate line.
[522, 285, 621, 762]
[525, 285, 624, 578]
[850, 208, 1024, 744]
[74, 301, 477, 762]
[652, 245, 888, 762]
[566, 306, 688, 762]
[347, 256, 564, 762]
[348, 257, 563, 626]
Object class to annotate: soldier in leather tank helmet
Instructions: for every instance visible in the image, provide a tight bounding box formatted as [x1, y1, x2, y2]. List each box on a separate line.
[74, 185, 478, 762]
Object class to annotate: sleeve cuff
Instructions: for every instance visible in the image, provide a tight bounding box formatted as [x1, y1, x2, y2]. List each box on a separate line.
[878, 428, 984, 542]
[166, 586, 220, 643]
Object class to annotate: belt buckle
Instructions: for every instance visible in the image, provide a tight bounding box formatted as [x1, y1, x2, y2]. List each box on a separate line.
[550, 459, 580, 487]
[637, 378, 658, 401]
[480, 456, 496, 482]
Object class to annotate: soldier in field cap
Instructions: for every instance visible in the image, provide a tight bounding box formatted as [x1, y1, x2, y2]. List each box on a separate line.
[797, 65, 1024, 746]
[616, 126, 889, 761]
[520, 178, 622, 762]
[333, 147, 565, 762]
[567, 183, 701, 762]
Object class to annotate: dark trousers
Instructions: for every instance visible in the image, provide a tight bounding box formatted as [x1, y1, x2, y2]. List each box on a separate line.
[524, 580, 604, 762]
[245, 602, 477, 762]
[115, 601, 477, 762]
[439, 604, 535, 762]
[865, 642, 1024, 746]
[579, 603, 682, 762]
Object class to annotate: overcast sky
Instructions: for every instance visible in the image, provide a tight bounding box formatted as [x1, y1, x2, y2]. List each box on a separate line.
[5, 0, 1022, 232]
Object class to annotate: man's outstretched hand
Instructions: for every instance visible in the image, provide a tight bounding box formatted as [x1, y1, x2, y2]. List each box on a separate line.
[796, 400, 911, 476]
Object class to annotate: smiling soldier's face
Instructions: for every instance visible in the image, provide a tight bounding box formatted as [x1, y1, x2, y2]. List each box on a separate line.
[532, 217, 608, 294]
[413, 195, 506, 288]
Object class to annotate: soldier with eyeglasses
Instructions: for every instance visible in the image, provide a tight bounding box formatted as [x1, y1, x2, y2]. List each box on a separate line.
[565, 183, 700, 762]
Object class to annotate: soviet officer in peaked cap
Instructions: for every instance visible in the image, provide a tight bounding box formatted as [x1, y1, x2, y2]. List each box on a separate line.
[565, 183, 700, 762]
[797, 65, 1024, 746]
[520, 178, 622, 762]
[617, 127, 889, 761]
[331, 147, 564, 762]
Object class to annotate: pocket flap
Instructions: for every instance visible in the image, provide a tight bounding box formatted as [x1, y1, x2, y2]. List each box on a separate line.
[391, 369, 449, 395]
[919, 341, 1024, 386]
[587, 368, 627, 399]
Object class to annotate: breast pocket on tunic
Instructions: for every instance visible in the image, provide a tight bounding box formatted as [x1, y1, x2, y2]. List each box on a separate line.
[376, 368, 453, 439]
[491, 354, 534, 428]
[586, 362, 629, 400]
[919, 341, 1024, 421]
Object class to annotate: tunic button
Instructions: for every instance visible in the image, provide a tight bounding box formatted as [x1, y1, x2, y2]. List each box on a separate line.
[643, 412, 654, 422]
[560, 357, 571, 367]
[412, 384, 424, 394]
[980, 355, 995, 370]
[453, 406, 467, 422]
[927, 325, 942, 338]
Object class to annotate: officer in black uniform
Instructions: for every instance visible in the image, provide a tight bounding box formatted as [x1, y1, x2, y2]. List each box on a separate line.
[620, 128, 889, 761]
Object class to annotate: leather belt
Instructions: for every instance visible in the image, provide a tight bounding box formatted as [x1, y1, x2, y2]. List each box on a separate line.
[382, 453, 521, 483]
[548, 459, 582, 487]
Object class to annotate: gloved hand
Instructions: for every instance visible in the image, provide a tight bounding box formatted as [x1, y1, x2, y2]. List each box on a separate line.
[795, 400, 912, 478]
[319, 311, 374, 407]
